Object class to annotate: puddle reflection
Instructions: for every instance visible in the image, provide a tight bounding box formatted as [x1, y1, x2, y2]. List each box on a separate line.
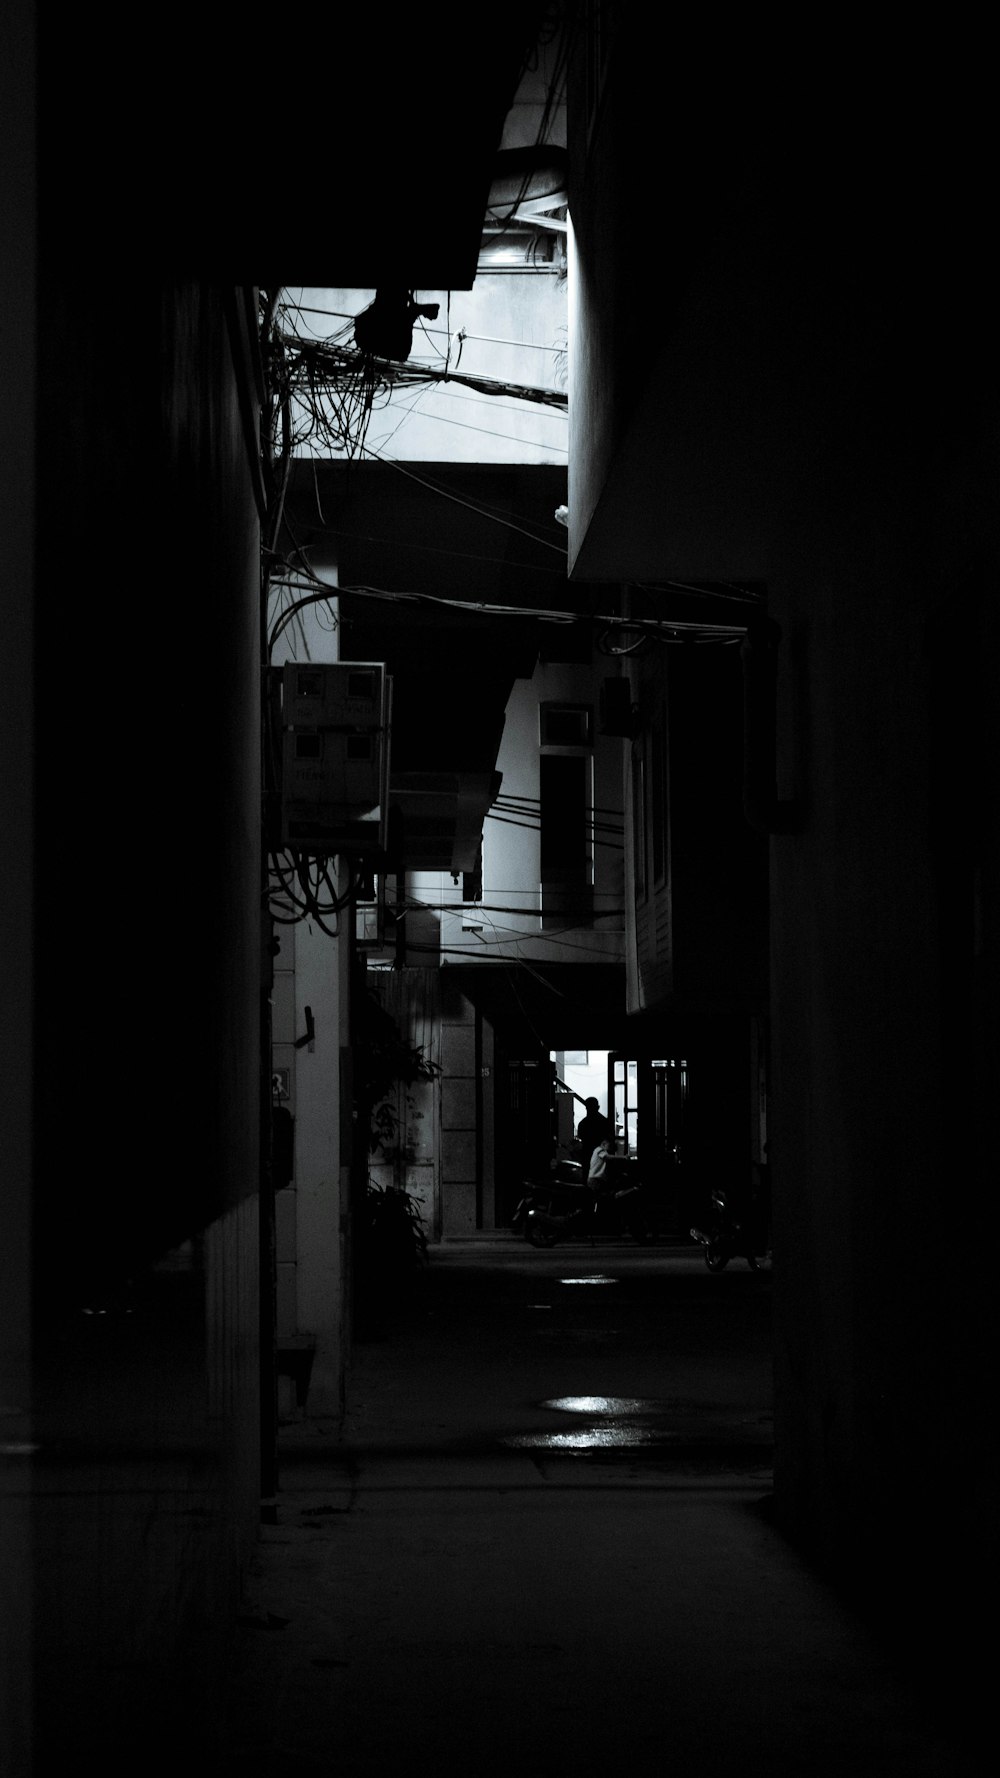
[504, 1426, 667, 1449]
[502, 1393, 681, 1451]
[558, 1276, 619, 1286]
[541, 1396, 659, 1415]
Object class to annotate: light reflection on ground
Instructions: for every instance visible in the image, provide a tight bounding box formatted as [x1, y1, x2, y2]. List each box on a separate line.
[540, 1396, 661, 1415]
[558, 1276, 619, 1286]
[503, 1426, 668, 1449]
[502, 1393, 683, 1451]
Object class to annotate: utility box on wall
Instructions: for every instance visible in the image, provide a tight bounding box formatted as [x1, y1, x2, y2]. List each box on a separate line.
[270, 662, 392, 853]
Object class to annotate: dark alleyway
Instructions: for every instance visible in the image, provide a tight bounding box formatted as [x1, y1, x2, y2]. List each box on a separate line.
[222, 1244, 985, 1777]
[10, 10, 997, 1775]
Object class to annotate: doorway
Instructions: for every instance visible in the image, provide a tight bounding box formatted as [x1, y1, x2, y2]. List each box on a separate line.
[608, 1051, 691, 1237]
[551, 1048, 610, 1156]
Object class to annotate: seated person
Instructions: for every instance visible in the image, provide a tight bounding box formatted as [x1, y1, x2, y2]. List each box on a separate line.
[587, 1136, 615, 1189]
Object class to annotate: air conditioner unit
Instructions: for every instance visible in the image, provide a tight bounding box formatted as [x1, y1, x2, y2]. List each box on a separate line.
[271, 663, 392, 853]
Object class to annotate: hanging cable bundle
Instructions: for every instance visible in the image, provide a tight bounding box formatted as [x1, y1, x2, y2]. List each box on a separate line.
[271, 323, 567, 468]
[266, 849, 360, 937]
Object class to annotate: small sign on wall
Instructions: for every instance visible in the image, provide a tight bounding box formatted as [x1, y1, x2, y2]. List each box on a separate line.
[272, 1068, 290, 1102]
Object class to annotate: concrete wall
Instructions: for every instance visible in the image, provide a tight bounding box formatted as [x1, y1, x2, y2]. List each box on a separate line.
[27, 264, 265, 1763]
[767, 483, 999, 1617]
[269, 592, 351, 1421]
[285, 911, 349, 1418]
[1, 6, 35, 1765]
[438, 656, 626, 961]
[623, 635, 768, 1017]
[565, 6, 999, 1661]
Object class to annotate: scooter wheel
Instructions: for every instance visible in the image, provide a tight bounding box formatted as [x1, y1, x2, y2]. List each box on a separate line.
[704, 1246, 729, 1272]
[525, 1217, 558, 1249]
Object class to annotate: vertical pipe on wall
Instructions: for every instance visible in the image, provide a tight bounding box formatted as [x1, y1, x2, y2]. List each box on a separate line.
[741, 616, 801, 835]
[474, 1004, 484, 1229]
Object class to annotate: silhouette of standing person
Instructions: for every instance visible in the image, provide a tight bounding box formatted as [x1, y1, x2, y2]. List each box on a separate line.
[576, 1097, 610, 1174]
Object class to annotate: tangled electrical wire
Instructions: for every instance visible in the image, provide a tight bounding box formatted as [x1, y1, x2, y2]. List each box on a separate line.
[266, 323, 567, 468]
[263, 309, 387, 462]
[266, 847, 359, 939]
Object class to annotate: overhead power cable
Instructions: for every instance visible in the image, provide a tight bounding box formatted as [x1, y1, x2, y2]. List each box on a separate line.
[356, 451, 569, 553]
[286, 334, 568, 410]
[281, 303, 567, 359]
[264, 561, 757, 658]
[485, 809, 624, 851]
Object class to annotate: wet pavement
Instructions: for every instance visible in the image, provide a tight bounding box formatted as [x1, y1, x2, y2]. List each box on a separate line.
[223, 1242, 986, 1776]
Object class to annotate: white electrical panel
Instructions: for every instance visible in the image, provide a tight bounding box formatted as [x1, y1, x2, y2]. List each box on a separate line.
[274, 662, 391, 852]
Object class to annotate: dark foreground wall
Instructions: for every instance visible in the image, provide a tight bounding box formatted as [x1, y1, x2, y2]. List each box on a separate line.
[565, 9, 999, 1695]
[768, 386, 1000, 1645]
[26, 243, 263, 1770]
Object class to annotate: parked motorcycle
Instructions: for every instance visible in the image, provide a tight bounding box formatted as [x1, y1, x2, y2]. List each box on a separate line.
[689, 1185, 768, 1271]
[511, 1158, 651, 1247]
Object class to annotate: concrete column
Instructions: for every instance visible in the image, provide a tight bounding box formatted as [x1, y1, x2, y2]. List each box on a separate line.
[270, 575, 347, 1420]
[440, 995, 478, 1236]
[293, 902, 346, 1418]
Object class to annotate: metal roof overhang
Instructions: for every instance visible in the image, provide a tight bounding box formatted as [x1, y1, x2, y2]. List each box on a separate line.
[442, 962, 631, 1051]
[120, 7, 550, 287]
[441, 965, 760, 1053]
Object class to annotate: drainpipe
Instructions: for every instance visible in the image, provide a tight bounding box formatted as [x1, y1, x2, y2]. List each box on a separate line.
[741, 616, 802, 834]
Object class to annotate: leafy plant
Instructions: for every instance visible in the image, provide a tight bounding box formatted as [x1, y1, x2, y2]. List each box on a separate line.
[352, 984, 437, 1328]
[362, 1179, 428, 1269]
[354, 984, 439, 1132]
